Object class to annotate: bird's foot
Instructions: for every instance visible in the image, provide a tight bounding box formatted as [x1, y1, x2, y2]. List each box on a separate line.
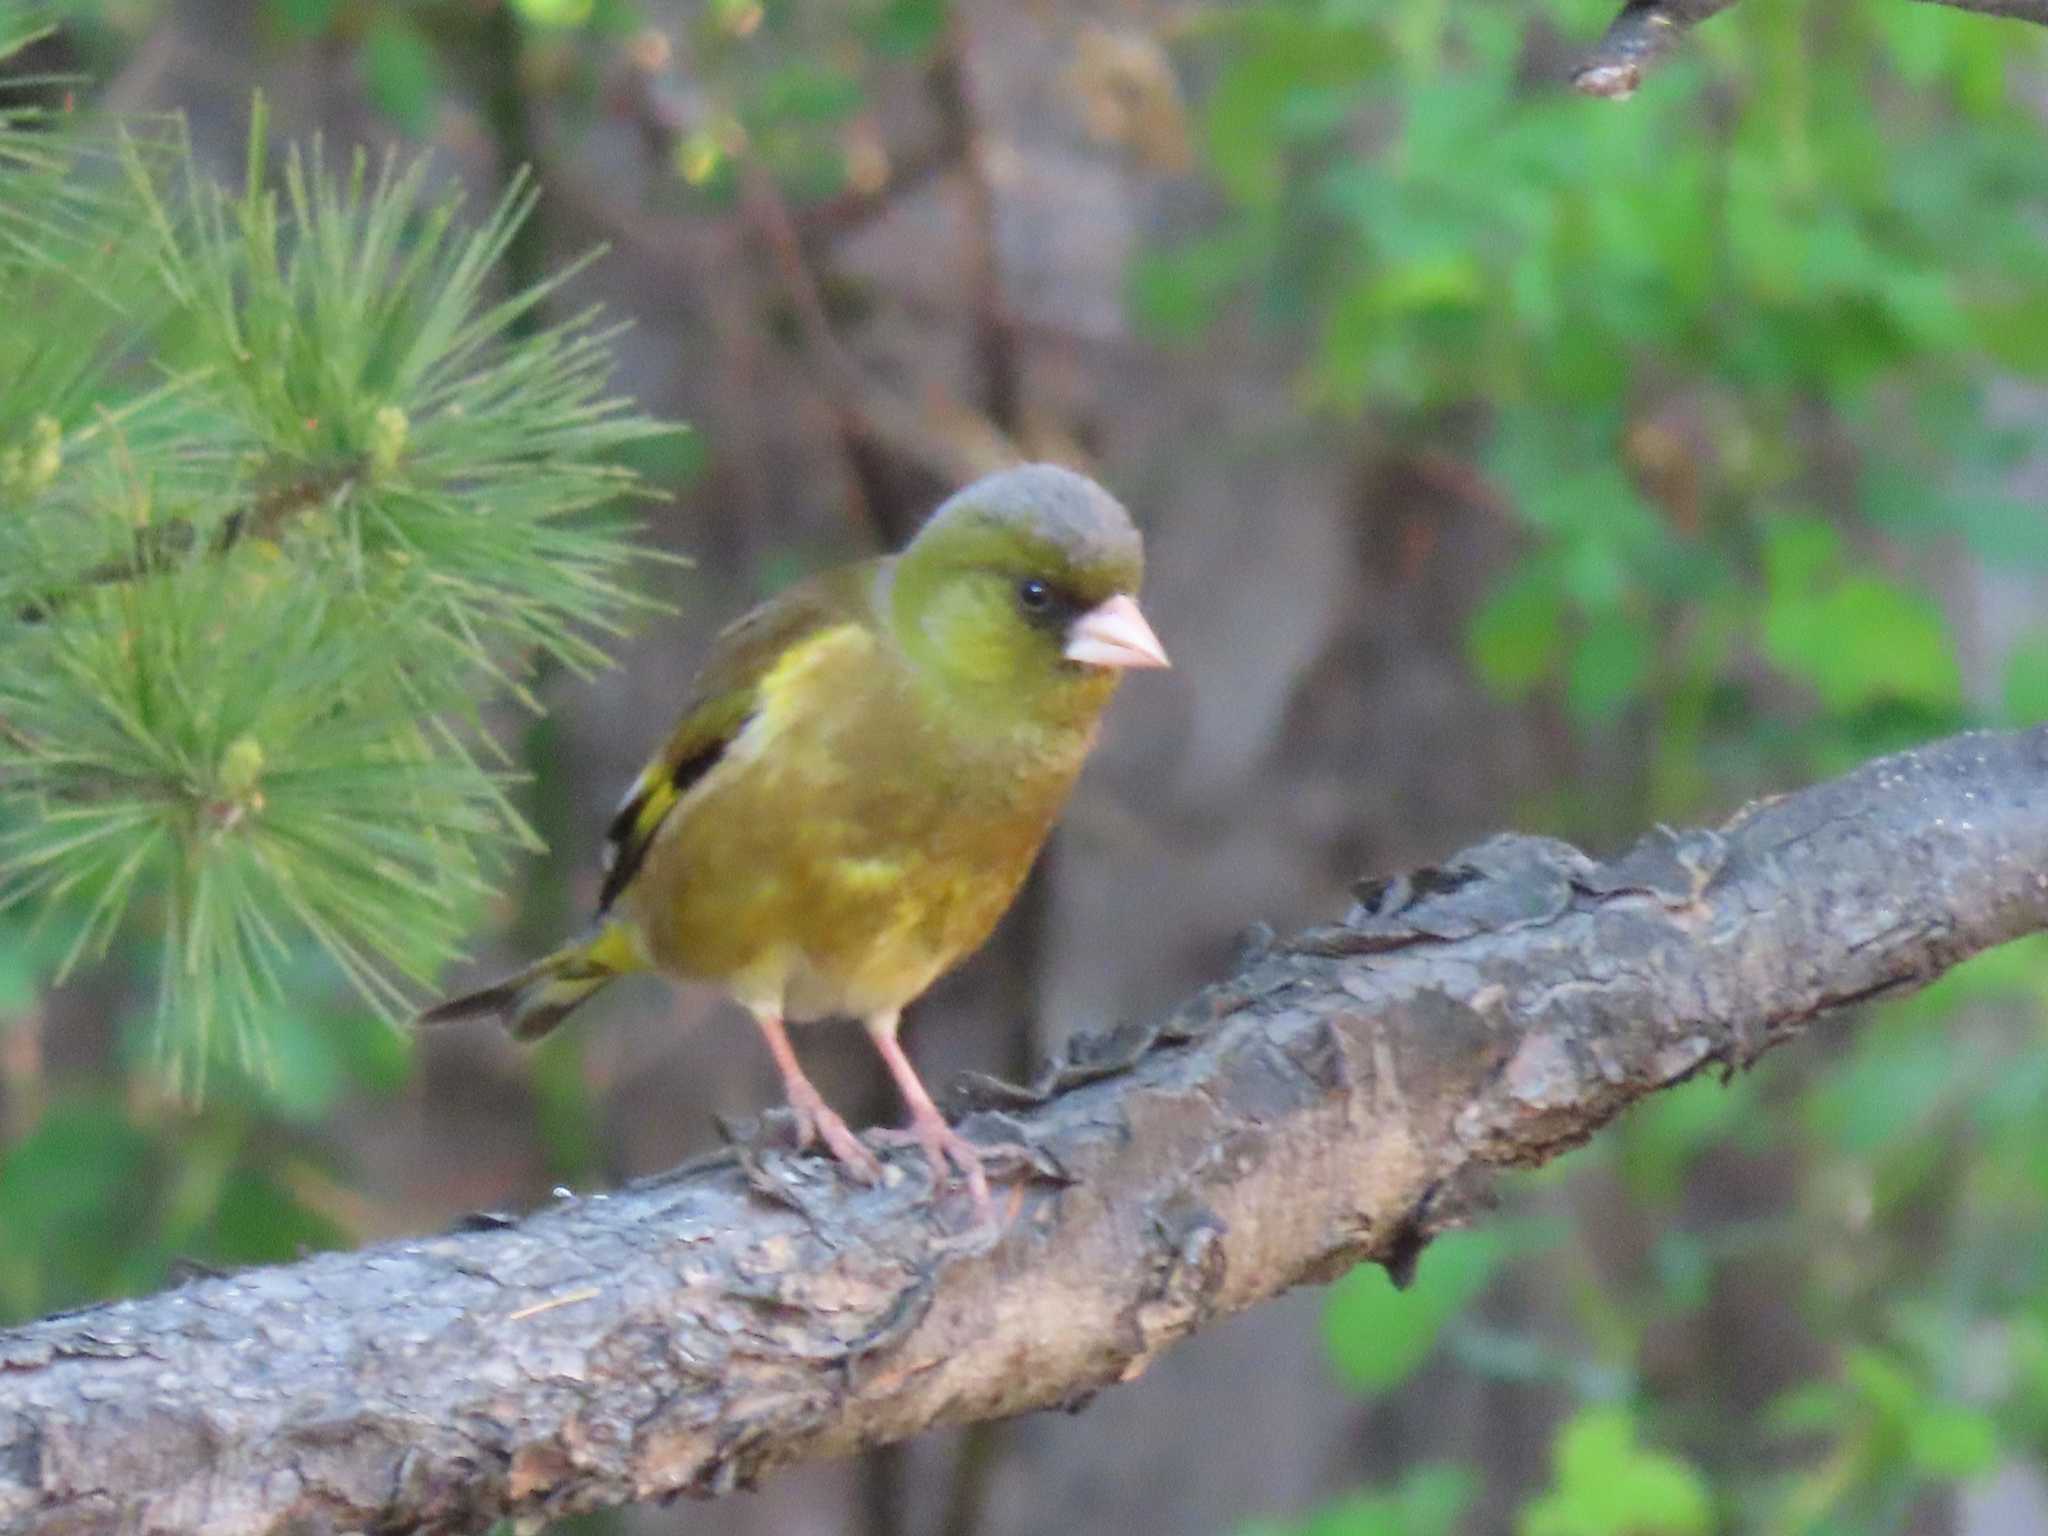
[873, 1110, 993, 1222]
[784, 1080, 883, 1184]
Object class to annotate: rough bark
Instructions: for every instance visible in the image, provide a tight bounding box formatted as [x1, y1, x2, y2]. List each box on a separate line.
[7, 726, 2048, 1536]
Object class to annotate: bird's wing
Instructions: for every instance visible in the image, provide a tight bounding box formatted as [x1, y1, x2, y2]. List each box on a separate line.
[597, 558, 885, 914]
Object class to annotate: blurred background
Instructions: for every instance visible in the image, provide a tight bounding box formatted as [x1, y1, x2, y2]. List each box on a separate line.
[8, 1, 2048, 1533]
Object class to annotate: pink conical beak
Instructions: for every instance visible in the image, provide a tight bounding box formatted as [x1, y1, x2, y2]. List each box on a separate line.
[1064, 593, 1170, 670]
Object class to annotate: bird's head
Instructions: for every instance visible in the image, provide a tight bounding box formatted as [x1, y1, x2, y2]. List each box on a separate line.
[890, 463, 1168, 727]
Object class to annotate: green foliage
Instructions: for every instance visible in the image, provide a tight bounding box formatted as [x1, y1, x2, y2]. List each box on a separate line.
[0, 1095, 155, 1312]
[1521, 1408, 1713, 1536]
[0, 87, 674, 1084]
[1323, 1230, 1510, 1393]
[1243, 1465, 1474, 1536]
[0, 928, 403, 1319]
[2002, 636, 2048, 725]
[1150, 2, 2048, 1533]
[1759, 517, 1960, 715]
[254, 0, 945, 210]
[1147, 0, 2041, 786]
[361, 13, 440, 135]
[1467, 565, 1567, 700]
[1767, 1347, 2002, 1524]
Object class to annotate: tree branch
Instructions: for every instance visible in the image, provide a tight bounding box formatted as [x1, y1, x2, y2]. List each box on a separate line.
[1573, 0, 1742, 98]
[13, 467, 352, 623]
[1573, 0, 2048, 97]
[8, 726, 2048, 1535]
[1907, 0, 2048, 25]
[738, 154, 1015, 487]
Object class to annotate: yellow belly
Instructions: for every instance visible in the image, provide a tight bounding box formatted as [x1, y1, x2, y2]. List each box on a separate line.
[621, 626, 1086, 1023]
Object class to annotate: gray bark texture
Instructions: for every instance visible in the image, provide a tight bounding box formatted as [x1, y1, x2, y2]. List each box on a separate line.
[8, 725, 2048, 1536]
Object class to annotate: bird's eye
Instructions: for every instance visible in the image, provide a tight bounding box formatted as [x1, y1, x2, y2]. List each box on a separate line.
[1017, 578, 1053, 613]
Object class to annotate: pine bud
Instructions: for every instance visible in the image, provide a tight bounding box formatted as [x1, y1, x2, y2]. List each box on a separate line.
[369, 405, 410, 477]
[2, 415, 62, 496]
[219, 736, 265, 802]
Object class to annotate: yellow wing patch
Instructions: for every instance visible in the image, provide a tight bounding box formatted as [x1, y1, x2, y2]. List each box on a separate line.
[597, 622, 874, 915]
[737, 622, 877, 762]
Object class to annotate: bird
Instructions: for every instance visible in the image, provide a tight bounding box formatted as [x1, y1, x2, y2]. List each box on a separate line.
[418, 463, 1169, 1215]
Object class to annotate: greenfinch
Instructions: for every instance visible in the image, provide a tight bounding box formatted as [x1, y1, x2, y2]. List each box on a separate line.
[421, 464, 1169, 1211]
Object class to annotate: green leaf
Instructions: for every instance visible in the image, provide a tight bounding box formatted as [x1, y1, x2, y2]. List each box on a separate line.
[1805, 1018, 1956, 1157]
[0, 915, 46, 1013]
[1621, 1071, 1753, 1202]
[754, 62, 866, 124]
[271, 0, 339, 37]
[0, 1096, 155, 1315]
[1874, 3, 1951, 86]
[1312, 258, 1486, 408]
[863, 0, 949, 57]
[1128, 233, 1253, 344]
[1567, 607, 1652, 721]
[511, 0, 596, 26]
[204, 1165, 348, 1267]
[1205, 16, 1385, 206]
[1968, 295, 2048, 374]
[1469, 565, 1567, 698]
[1762, 521, 1961, 714]
[0, 1097, 151, 1238]
[1907, 1406, 1999, 1479]
[1865, 468, 2048, 565]
[1767, 1382, 1850, 1437]
[241, 1000, 348, 1123]
[1760, 515, 1841, 593]
[1240, 1465, 1473, 1536]
[1766, 575, 1960, 712]
[2004, 635, 2048, 725]
[362, 16, 441, 137]
[1520, 1407, 1713, 1536]
[530, 1025, 604, 1179]
[1843, 1347, 1920, 1424]
[1323, 1231, 1507, 1393]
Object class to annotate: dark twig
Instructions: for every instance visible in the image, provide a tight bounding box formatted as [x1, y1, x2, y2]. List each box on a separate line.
[739, 155, 1014, 486]
[1573, 0, 2048, 98]
[8, 727, 2048, 1534]
[14, 469, 346, 622]
[1573, 0, 1742, 98]
[939, 1420, 1010, 1536]
[1908, 0, 2048, 23]
[927, 16, 1022, 438]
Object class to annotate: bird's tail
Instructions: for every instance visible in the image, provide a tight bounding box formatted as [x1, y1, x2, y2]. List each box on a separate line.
[416, 924, 642, 1041]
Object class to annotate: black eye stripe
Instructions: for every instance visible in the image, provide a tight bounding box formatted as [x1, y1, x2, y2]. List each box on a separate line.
[1015, 577, 1083, 632]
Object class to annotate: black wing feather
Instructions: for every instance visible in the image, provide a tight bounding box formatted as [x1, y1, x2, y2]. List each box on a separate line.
[597, 734, 739, 914]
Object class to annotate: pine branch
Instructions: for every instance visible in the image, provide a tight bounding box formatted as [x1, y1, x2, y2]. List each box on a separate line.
[0, 102, 677, 1071]
[5, 725, 2048, 1536]
[13, 467, 346, 622]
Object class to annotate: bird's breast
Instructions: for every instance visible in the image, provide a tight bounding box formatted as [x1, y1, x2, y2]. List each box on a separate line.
[628, 628, 1093, 1021]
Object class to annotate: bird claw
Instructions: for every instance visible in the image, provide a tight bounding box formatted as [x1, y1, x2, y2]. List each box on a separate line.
[872, 1114, 995, 1221]
[785, 1084, 883, 1184]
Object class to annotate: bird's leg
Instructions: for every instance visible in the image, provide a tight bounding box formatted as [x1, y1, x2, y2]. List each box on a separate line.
[864, 1010, 992, 1218]
[749, 1008, 882, 1182]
